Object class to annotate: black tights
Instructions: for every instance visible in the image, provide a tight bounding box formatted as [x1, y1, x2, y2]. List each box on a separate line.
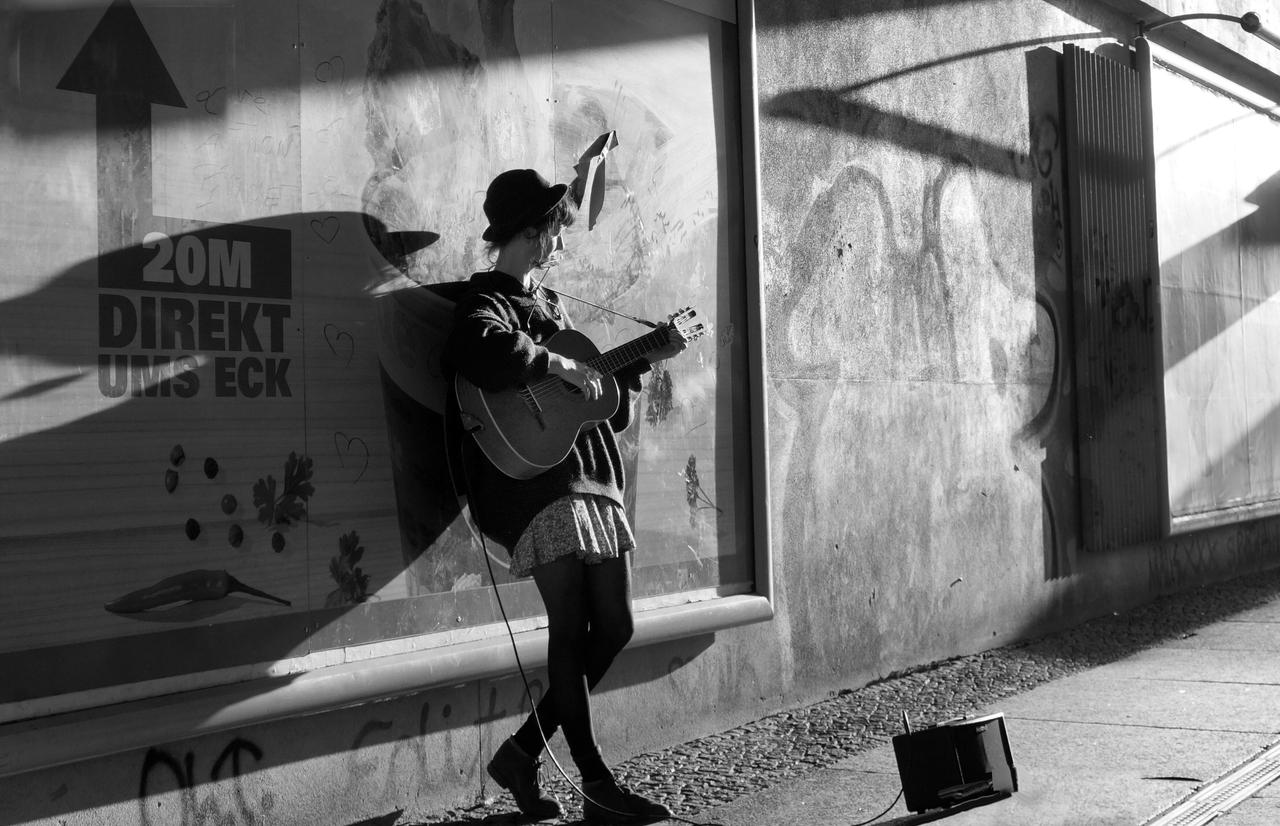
[512, 554, 634, 782]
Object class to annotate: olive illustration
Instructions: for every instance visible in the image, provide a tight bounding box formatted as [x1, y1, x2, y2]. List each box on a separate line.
[164, 469, 179, 493]
[228, 524, 244, 548]
[221, 494, 237, 515]
[204, 457, 219, 479]
[185, 518, 201, 540]
[271, 532, 286, 553]
[170, 444, 186, 466]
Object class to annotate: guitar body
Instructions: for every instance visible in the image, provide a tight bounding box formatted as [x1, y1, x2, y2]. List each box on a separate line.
[455, 328, 621, 480]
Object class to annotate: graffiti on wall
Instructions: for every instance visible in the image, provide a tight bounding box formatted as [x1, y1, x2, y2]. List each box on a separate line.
[1021, 47, 1082, 580]
[1148, 518, 1280, 594]
[139, 738, 272, 826]
[764, 142, 1025, 667]
[128, 674, 563, 823]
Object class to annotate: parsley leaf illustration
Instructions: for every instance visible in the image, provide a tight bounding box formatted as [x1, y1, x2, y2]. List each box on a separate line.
[326, 530, 370, 606]
[645, 368, 675, 426]
[253, 452, 316, 529]
[253, 475, 278, 527]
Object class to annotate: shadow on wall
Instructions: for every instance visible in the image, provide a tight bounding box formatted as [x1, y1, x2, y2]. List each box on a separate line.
[0, 204, 709, 662]
[759, 38, 1099, 610]
[1, 3, 737, 820]
[1020, 41, 1280, 562]
[1015, 48, 1280, 580]
[755, 8, 1279, 587]
[1159, 170, 1280, 515]
[1, 1, 1117, 141]
[1021, 46, 1082, 582]
[763, 90, 1036, 183]
[0, 0, 729, 139]
[1158, 171, 1280, 370]
[0, 1, 472, 136]
[0, 211, 473, 681]
[760, 28, 1102, 183]
[4, 634, 718, 826]
[756, 21, 1120, 683]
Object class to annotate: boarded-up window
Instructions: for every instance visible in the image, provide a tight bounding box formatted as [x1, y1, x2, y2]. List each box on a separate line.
[1149, 47, 1280, 532]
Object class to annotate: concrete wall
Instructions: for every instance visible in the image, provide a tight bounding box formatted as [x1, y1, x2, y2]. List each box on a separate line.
[756, 0, 1280, 685]
[4, 1, 1280, 824]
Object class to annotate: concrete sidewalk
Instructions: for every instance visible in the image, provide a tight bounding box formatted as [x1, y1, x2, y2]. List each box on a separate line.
[700, 595, 1280, 826]
[409, 570, 1280, 826]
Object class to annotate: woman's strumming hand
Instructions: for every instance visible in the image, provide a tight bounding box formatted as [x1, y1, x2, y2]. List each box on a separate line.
[549, 353, 604, 401]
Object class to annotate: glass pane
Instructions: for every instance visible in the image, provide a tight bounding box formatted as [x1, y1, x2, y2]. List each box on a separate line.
[0, 0, 756, 712]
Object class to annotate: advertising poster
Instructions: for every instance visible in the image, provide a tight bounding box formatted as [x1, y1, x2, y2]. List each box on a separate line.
[0, 0, 753, 716]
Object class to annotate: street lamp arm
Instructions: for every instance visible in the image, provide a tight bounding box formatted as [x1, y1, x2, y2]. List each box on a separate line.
[1138, 11, 1280, 52]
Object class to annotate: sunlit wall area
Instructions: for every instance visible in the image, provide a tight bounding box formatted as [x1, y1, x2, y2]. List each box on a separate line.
[2, 1, 1280, 824]
[1153, 58, 1280, 524]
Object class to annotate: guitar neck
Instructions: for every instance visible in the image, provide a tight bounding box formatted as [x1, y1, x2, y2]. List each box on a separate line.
[589, 328, 669, 375]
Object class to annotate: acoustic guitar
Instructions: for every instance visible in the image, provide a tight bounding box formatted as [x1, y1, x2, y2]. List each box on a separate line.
[455, 307, 708, 479]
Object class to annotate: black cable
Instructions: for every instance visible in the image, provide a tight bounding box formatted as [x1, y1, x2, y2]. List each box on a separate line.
[845, 712, 909, 826]
[529, 260, 660, 329]
[847, 787, 905, 826]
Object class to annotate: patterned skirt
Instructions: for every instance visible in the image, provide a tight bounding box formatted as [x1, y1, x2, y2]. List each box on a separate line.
[509, 493, 636, 578]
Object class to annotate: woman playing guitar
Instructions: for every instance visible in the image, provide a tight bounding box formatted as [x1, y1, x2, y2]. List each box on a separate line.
[442, 168, 686, 824]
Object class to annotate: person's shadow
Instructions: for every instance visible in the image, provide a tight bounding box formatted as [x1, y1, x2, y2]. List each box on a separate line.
[0, 209, 519, 699]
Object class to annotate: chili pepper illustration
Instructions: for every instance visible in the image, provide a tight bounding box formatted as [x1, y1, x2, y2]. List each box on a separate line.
[104, 569, 291, 613]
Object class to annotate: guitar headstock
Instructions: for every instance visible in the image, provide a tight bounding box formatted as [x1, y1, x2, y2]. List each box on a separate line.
[665, 306, 710, 344]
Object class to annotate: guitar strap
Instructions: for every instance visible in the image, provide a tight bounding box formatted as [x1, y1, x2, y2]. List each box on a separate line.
[543, 284, 659, 329]
[531, 263, 658, 328]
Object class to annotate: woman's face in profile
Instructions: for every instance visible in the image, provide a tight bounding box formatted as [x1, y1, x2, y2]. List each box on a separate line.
[539, 219, 565, 261]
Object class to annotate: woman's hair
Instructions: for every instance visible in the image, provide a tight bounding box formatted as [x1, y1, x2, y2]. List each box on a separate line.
[484, 193, 577, 260]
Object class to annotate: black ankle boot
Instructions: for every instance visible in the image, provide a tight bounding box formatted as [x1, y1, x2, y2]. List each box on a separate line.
[486, 737, 563, 821]
[581, 772, 671, 824]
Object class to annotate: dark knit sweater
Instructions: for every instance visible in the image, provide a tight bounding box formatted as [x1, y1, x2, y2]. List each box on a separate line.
[442, 270, 648, 550]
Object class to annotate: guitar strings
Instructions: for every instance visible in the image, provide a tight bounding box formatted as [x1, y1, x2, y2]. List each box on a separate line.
[522, 336, 663, 401]
[520, 314, 705, 403]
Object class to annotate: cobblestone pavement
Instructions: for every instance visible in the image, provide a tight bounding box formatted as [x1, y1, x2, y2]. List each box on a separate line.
[409, 567, 1280, 825]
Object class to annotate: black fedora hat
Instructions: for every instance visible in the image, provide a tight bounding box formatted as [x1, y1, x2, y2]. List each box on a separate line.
[481, 168, 568, 243]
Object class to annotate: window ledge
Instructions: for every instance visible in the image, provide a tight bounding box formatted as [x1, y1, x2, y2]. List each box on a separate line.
[1170, 500, 1280, 534]
[0, 593, 772, 779]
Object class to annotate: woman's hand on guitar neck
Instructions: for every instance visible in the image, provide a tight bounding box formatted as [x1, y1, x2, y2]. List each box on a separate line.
[548, 353, 605, 401]
[648, 329, 690, 363]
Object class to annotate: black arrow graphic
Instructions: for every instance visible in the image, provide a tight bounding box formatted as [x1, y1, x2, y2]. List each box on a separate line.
[57, 0, 186, 255]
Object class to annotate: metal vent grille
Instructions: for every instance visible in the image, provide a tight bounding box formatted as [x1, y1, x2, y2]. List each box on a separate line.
[1144, 746, 1280, 826]
[1062, 44, 1165, 551]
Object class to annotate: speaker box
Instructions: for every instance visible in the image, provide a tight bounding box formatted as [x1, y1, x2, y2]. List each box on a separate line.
[891, 712, 1017, 813]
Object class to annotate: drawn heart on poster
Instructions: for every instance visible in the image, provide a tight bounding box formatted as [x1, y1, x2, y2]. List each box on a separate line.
[323, 323, 355, 366]
[310, 216, 341, 243]
[315, 56, 346, 86]
[333, 432, 369, 484]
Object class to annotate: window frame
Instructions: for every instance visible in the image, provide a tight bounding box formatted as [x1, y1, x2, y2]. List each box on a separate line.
[0, 0, 771, 778]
